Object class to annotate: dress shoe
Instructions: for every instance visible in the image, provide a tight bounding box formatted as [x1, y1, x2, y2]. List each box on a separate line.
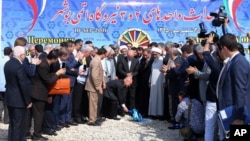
[59, 122, 70, 128]
[52, 126, 61, 131]
[97, 117, 106, 123]
[42, 129, 57, 136]
[74, 118, 87, 124]
[26, 132, 32, 139]
[56, 124, 63, 129]
[87, 122, 101, 126]
[111, 117, 121, 120]
[32, 134, 48, 141]
[66, 121, 78, 126]
[118, 110, 125, 117]
[166, 119, 176, 124]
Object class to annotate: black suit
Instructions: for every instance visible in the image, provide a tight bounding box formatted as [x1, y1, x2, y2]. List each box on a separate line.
[115, 54, 125, 79]
[4, 57, 31, 141]
[38, 52, 48, 60]
[31, 58, 59, 137]
[136, 57, 153, 115]
[117, 57, 139, 109]
[162, 54, 171, 119]
[102, 80, 126, 118]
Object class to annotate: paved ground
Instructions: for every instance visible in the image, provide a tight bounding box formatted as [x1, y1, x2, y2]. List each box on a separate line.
[0, 115, 185, 141]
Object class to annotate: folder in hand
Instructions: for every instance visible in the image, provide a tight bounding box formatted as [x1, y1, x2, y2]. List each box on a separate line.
[218, 106, 236, 132]
[218, 105, 250, 132]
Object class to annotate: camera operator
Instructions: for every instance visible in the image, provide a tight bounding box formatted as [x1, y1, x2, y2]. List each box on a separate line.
[202, 33, 226, 141]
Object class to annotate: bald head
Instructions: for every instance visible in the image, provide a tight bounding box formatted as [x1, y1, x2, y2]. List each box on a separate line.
[124, 76, 133, 87]
[13, 46, 26, 61]
[127, 50, 135, 59]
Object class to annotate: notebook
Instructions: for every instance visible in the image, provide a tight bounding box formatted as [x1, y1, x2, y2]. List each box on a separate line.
[218, 106, 236, 132]
[218, 105, 250, 132]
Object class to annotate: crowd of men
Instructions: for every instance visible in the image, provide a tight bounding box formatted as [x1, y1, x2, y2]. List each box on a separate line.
[0, 32, 250, 141]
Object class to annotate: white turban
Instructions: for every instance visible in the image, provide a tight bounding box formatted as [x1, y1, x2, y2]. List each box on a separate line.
[151, 47, 162, 54]
[119, 45, 128, 51]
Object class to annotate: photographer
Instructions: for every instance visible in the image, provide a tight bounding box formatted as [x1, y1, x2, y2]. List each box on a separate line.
[174, 91, 205, 141]
[202, 33, 227, 141]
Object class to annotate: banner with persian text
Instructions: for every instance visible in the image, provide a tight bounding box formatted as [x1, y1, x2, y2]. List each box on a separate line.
[1, 0, 250, 53]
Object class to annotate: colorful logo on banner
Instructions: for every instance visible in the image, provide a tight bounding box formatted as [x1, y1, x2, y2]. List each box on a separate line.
[25, 0, 47, 34]
[223, 0, 243, 32]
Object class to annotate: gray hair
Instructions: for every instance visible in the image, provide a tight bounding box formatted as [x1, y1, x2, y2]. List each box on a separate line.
[109, 44, 120, 50]
[13, 46, 25, 58]
[44, 44, 53, 50]
[81, 44, 93, 52]
[194, 44, 203, 53]
[165, 41, 175, 48]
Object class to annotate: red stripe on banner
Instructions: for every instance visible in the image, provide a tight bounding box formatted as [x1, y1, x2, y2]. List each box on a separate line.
[232, 0, 243, 33]
[25, 0, 38, 35]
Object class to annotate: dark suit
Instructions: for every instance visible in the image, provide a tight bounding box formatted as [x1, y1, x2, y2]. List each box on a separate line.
[105, 80, 126, 104]
[23, 57, 36, 136]
[166, 56, 188, 117]
[218, 53, 250, 120]
[115, 54, 125, 79]
[136, 57, 153, 116]
[65, 53, 82, 87]
[186, 55, 200, 100]
[31, 58, 58, 137]
[4, 57, 31, 141]
[62, 53, 81, 123]
[117, 57, 139, 109]
[38, 52, 47, 60]
[50, 60, 78, 125]
[102, 80, 126, 118]
[162, 54, 171, 119]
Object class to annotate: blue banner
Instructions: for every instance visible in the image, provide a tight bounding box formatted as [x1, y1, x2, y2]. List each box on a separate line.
[1, 0, 250, 54]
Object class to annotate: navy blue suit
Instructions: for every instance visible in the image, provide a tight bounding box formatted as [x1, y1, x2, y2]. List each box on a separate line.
[62, 53, 81, 123]
[4, 57, 31, 141]
[218, 53, 250, 120]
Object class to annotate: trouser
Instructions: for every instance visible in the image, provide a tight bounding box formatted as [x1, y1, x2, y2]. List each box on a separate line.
[32, 99, 46, 137]
[169, 93, 178, 118]
[42, 110, 54, 130]
[102, 97, 118, 118]
[205, 101, 217, 141]
[52, 95, 61, 126]
[59, 88, 73, 123]
[87, 91, 99, 123]
[72, 82, 85, 119]
[218, 117, 227, 141]
[0, 92, 3, 118]
[124, 86, 136, 109]
[97, 93, 103, 118]
[8, 106, 27, 141]
[163, 87, 171, 119]
[25, 108, 32, 135]
[0, 92, 9, 124]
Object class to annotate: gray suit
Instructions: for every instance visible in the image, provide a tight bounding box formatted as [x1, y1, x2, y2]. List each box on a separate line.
[194, 62, 211, 105]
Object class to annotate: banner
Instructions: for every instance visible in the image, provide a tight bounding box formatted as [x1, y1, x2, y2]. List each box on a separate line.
[1, 0, 250, 56]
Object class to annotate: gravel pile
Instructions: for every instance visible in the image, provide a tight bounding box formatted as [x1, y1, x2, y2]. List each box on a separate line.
[0, 115, 185, 141]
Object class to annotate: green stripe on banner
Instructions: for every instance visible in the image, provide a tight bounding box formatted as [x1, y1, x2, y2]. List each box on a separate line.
[223, 0, 230, 16]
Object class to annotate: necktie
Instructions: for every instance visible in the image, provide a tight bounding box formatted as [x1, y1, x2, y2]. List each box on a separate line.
[128, 59, 131, 70]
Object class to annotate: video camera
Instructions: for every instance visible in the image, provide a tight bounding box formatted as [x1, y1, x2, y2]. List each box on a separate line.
[210, 6, 229, 27]
[197, 22, 219, 46]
